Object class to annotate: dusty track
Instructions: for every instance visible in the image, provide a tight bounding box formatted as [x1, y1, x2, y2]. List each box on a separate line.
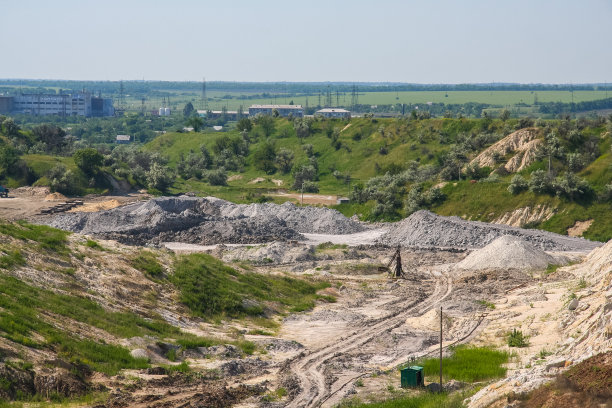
[286, 269, 454, 408]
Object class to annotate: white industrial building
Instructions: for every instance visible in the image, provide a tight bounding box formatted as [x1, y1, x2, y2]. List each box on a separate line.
[248, 104, 304, 118]
[315, 108, 351, 119]
[1, 92, 114, 117]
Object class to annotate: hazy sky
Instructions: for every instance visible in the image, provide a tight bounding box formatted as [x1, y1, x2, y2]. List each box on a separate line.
[1, 0, 611, 83]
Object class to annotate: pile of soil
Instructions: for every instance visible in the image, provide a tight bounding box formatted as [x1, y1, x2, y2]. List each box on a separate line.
[44, 192, 67, 201]
[378, 210, 600, 251]
[456, 236, 561, 271]
[47, 196, 364, 246]
[70, 199, 122, 212]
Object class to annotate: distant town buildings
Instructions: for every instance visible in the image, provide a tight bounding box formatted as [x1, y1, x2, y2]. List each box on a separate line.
[158, 107, 171, 116]
[197, 110, 244, 121]
[315, 108, 351, 119]
[0, 92, 114, 117]
[116, 135, 131, 144]
[248, 104, 304, 118]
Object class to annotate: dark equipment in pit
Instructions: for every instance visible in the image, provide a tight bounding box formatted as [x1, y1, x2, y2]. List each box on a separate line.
[378, 246, 406, 279]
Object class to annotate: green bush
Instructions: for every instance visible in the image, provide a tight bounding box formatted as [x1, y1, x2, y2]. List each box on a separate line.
[507, 329, 529, 347]
[508, 174, 528, 195]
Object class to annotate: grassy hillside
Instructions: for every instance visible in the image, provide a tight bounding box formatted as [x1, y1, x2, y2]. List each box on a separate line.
[143, 116, 612, 240]
[0, 221, 331, 403]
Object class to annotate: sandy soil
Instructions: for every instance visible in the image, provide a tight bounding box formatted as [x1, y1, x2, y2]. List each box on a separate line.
[269, 191, 339, 205]
[567, 219, 594, 237]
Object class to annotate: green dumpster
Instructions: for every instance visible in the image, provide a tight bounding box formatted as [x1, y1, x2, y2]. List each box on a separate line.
[400, 365, 424, 388]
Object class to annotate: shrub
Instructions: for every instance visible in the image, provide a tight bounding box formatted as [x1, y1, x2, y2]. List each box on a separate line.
[508, 174, 528, 194]
[206, 168, 228, 186]
[528, 169, 553, 194]
[145, 162, 174, 191]
[507, 328, 529, 347]
[47, 164, 79, 195]
[552, 172, 593, 201]
[301, 181, 319, 193]
[73, 148, 103, 175]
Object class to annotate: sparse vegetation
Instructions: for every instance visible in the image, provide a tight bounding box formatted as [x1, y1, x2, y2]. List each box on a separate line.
[171, 253, 330, 319]
[130, 250, 164, 279]
[507, 329, 529, 348]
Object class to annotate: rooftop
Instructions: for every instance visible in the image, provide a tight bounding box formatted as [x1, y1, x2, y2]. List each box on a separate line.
[249, 104, 303, 109]
[116, 135, 131, 141]
[316, 108, 351, 113]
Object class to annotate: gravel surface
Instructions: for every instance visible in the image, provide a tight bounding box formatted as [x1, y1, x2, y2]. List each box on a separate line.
[378, 210, 601, 252]
[46, 196, 364, 245]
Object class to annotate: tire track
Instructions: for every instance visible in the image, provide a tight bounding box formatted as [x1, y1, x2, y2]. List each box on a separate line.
[286, 269, 453, 408]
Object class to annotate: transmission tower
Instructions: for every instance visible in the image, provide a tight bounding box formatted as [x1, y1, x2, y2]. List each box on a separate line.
[326, 85, 332, 107]
[336, 90, 340, 107]
[201, 77, 208, 110]
[351, 84, 358, 111]
[141, 97, 146, 114]
[119, 81, 125, 108]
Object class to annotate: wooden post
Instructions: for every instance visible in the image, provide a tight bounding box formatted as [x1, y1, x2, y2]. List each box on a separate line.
[439, 306, 443, 392]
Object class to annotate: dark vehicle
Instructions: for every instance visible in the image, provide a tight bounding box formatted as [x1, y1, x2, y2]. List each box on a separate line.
[0, 185, 8, 198]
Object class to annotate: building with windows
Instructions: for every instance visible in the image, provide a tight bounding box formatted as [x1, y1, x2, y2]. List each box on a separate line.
[0, 92, 114, 117]
[315, 108, 351, 119]
[248, 104, 304, 118]
[197, 110, 245, 121]
[116, 135, 131, 144]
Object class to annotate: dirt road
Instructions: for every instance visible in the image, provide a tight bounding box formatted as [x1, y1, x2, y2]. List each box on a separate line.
[286, 268, 454, 408]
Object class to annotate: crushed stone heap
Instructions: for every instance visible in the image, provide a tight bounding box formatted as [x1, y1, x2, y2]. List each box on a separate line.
[456, 235, 560, 271]
[378, 210, 601, 252]
[47, 196, 366, 245]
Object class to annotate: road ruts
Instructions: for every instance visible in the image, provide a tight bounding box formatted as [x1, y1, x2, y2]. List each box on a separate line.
[286, 269, 453, 408]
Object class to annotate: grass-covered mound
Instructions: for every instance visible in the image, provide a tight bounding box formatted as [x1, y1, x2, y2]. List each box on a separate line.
[171, 253, 331, 318]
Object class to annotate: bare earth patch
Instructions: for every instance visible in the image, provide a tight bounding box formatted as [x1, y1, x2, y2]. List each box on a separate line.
[567, 219, 593, 237]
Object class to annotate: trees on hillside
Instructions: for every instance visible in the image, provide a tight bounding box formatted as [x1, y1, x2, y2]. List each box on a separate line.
[73, 148, 103, 175]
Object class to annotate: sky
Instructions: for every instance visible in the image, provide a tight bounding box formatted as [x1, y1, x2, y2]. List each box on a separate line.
[1, 0, 611, 83]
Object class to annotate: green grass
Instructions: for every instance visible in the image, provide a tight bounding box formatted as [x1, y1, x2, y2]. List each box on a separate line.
[0, 221, 71, 255]
[415, 345, 510, 383]
[0, 249, 26, 270]
[171, 253, 330, 319]
[0, 273, 231, 375]
[316, 242, 348, 251]
[507, 329, 529, 348]
[338, 392, 466, 408]
[175, 336, 256, 355]
[130, 250, 164, 279]
[126, 90, 611, 112]
[85, 239, 104, 251]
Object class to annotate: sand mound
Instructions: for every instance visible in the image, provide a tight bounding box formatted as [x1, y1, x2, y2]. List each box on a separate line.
[12, 186, 50, 197]
[70, 199, 122, 213]
[44, 192, 67, 201]
[379, 210, 600, 252]
[457, 236, 558, 270]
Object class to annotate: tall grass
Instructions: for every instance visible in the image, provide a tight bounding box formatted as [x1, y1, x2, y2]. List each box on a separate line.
[0, 221, 70, 254]
[417, 345, 509, 383]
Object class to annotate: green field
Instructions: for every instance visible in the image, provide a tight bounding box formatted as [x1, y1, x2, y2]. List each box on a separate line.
[120, 90, 611, 112]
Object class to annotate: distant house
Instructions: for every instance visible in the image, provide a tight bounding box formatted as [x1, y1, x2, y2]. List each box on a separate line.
[315, 108, 351, 119]
[116, 134, 131, 144]
[197, 110, 244, 121]
[248, 104, 304, 118]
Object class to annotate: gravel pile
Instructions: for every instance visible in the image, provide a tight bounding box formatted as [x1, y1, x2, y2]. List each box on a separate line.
[47, 196, 364, 245]
[378, 210, 601, 252]
[456, 236, 560, 270]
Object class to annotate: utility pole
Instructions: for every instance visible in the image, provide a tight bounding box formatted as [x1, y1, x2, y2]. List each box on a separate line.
[301, 182, 304, 206]
[439, 306, 443, 393]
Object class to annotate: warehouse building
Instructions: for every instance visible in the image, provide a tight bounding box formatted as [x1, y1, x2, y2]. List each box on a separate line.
[0, 92, 114, 117]
[248, 104, 304, 118]
[315, 108, 351, 119]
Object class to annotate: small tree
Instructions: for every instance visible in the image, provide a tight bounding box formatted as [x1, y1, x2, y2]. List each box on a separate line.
[73, 148, 103, 175]
[553, 172, 592, 201]
[237, 117, 252, 132]
[206, 168, 227, 186]
[292, 164, 317, 190]
[186, 116, 204, 132]
[257, 115, 275, 137]
[275, 148, 294, 174]
[145, 162, 174, 191]
[183, 102, 194, 118]
[253, 140, 277, 174]
[500, 109, 510, 121]
[508, 174, 528, 195]
[528, 169, 553, 194]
